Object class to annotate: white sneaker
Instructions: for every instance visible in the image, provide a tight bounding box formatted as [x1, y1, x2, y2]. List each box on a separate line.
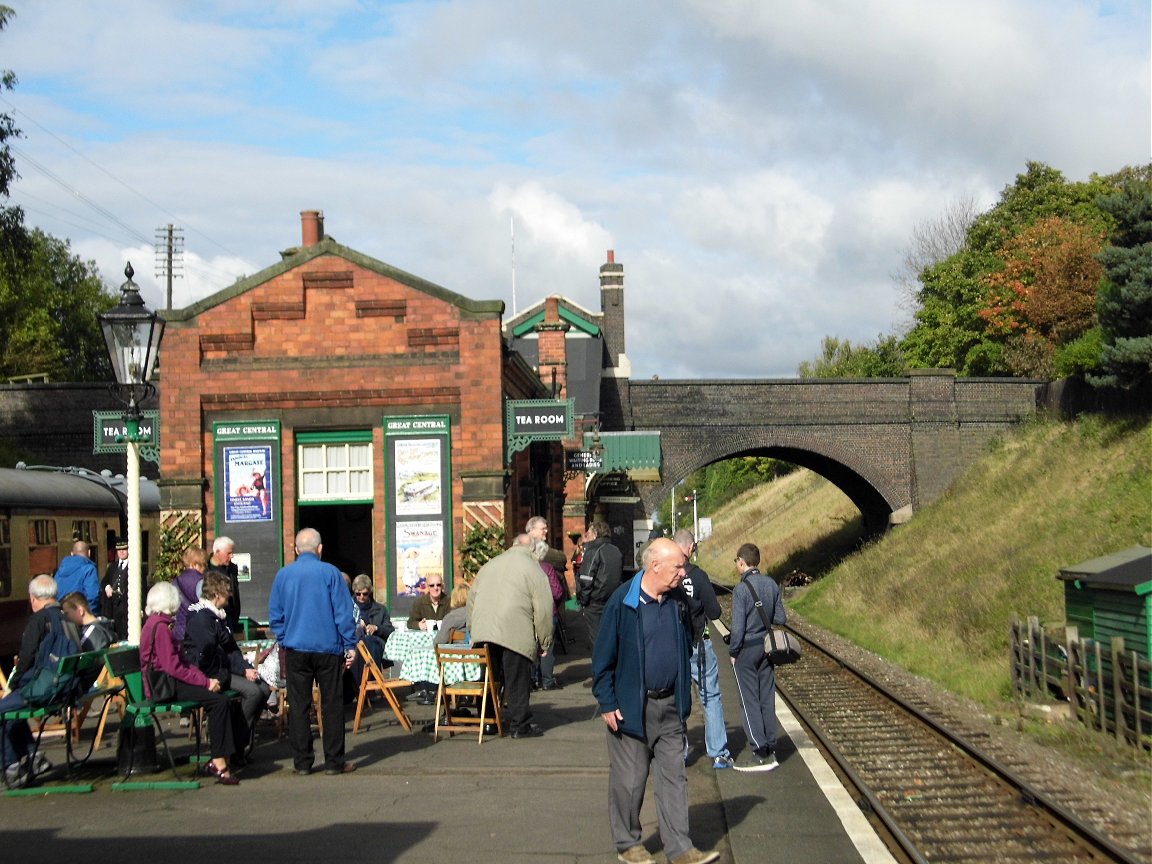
[31, 752, 52, 776]
[4, 762, 28, 788]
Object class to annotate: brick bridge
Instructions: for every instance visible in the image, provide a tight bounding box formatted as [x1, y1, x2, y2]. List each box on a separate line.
[605, 370, 1041, 533]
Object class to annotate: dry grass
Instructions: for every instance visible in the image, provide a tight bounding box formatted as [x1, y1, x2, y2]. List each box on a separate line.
[693, 414, 1151, 709]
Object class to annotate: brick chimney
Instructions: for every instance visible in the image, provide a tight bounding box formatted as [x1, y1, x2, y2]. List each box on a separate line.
[600, 249, 628, 376]
[537, 295, 570, 399]
[301, 210, 325, 247]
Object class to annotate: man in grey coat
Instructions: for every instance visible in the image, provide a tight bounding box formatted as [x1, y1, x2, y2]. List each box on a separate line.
[469, 534, 555, 738]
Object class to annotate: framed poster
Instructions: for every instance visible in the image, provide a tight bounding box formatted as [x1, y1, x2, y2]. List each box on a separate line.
[385, 414, 452, 613]
[223, 445, 273, 523]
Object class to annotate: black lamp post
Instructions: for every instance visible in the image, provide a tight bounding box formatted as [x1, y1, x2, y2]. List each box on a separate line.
[97, 262, 165, 644]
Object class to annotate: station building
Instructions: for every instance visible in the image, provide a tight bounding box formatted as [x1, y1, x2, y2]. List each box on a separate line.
[158, 211, 572, 617]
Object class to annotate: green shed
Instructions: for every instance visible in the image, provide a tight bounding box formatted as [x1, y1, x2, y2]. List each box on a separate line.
[1057, 545, 1152, 662]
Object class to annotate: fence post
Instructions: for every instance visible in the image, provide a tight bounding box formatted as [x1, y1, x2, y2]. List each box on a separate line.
[1027, 616, 1040, 698]
[1064, 625, 1080, 717]
[1111, 637, 1128, 745]
[1009, 616, 1021, 697]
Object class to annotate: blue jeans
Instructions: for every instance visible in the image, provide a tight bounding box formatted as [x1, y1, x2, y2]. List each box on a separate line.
[690, 638, 730, 759]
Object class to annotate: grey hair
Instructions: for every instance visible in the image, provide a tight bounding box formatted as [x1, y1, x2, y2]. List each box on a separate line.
[530, 539, 549, 561]
[295, 527, 322, 552]
[351, 574, 373, 594]
[525, 516, 546, 533]
[145, 581, 180, 616]
[212, 536, 234, 554]
[28, 574, 57, 600]
[672, 528, 696, 550]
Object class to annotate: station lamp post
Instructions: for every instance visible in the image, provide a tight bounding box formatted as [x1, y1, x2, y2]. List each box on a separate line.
[98, 262, 165, 645]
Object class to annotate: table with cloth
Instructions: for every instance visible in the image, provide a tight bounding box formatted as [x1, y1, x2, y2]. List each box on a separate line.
[384, 628, 479, 685]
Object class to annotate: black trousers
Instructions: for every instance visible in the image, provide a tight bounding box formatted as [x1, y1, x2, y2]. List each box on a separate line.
[172, 679, 246, 761]
[484, 643, 534, 732]
[284, 649, 346, 772]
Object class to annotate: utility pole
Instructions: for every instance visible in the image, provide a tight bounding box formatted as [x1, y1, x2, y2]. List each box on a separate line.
[154, 224, 184, 310]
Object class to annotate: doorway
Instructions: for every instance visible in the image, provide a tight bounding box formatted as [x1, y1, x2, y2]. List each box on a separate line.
[298, 504, 373, 578]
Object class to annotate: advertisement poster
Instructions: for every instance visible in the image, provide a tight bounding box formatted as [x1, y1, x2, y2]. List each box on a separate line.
[224, 445, 273, 523]
[393, 438, 442, 515]
[395, 520, 444, 596]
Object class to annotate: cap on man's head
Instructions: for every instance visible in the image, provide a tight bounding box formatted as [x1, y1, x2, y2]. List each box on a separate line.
[115, 538, 129, 550]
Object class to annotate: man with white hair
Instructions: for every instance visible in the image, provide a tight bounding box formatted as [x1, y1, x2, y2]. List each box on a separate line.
[269, 528, 358, 776]
[0, 574, 80, 787]
[208, 536, 242, 633]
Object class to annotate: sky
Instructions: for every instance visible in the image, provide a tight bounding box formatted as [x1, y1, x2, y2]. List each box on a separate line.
[2, 0, 1148, 380]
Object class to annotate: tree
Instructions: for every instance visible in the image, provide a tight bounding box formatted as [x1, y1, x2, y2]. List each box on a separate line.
[893, 195, 979, 325]
[901, 162, 1120, 375]
[0, 228, 117, 380]
[1089, 178, 1152, 390]
[978, 217, 1106, 377]
[797, 334, 905, 378]
[0, 7, 118, 382]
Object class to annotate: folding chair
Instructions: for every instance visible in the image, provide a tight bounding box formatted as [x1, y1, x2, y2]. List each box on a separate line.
[353, 641, 413, 732]
[103, 645, 202, 790]
[433, 644, 503, 743]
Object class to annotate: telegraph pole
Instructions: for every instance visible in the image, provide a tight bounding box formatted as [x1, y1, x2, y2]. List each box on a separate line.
[154, 224, 184, 309]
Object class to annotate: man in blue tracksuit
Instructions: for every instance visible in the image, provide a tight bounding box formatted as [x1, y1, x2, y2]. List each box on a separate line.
[268, 527, 358, 776]
[591, 538, 719, 864]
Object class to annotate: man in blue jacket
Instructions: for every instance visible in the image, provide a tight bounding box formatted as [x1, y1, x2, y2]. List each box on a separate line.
[54, 540, 100, 615]
[269, 527, 358, 776]
[591, 538, 718, 864]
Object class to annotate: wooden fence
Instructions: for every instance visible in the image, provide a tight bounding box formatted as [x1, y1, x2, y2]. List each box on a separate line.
[1010, 615, 1152, 750]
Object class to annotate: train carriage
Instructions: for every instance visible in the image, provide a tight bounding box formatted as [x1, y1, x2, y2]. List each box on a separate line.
[0, 465, 159, 666]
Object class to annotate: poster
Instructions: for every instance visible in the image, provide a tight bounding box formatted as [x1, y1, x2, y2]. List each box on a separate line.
[224, 445, 273, 523]
[395, 520, 444, 596]
[393, 438, 442, 515]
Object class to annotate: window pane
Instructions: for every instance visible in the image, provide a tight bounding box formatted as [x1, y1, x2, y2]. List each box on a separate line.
[301, 446, 324, 471]
[302, 472, 324, 495]
[327, 473, 348, 495]
[327, 445, 348, 469]
[349, 470, 371, 495]
[349, 444, 370, 467]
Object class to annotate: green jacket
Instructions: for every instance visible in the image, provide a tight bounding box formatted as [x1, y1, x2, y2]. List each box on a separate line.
[468, 545, 554, 660]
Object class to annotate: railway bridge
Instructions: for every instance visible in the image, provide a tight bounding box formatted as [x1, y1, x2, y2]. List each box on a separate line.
[601, 370, 1041, 533]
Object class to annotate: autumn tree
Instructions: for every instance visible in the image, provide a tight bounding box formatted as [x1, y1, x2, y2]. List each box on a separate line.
[978, 217, 1106, 377]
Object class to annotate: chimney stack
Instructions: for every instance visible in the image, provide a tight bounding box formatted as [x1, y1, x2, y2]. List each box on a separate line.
[301, 210, 325, 247]
[600, 249, 627, 375]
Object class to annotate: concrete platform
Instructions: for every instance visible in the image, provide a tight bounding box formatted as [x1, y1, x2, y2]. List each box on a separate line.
[0, 621, 894, 864]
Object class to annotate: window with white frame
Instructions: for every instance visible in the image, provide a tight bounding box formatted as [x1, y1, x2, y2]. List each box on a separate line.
[297, 438, 373, 503]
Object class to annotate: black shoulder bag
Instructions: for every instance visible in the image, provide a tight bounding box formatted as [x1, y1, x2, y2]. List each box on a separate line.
[145, 623, 178, 702]
[743, 579, 801, 665]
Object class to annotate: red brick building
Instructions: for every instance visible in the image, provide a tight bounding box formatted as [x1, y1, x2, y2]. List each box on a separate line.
[158, 211, 554, 617]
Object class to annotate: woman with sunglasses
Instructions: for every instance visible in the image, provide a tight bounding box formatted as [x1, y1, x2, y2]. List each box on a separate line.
[350, 574, 395, 679]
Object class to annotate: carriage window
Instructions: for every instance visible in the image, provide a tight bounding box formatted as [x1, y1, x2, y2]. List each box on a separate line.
[71, 520, 97, 543]
[0, 517, 10, 599]
[29, 519, 56, 547]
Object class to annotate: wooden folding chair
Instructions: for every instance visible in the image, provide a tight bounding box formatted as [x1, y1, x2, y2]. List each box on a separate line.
[433, 644, 503, 743]
[353, 641, 413, 732]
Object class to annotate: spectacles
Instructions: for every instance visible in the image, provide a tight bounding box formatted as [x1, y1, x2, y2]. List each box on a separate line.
[353, 591, 371, 597]
[427, 583, 444, 588]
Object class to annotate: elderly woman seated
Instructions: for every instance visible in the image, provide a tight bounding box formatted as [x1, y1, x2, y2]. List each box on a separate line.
[434, 584, 470, 646]
[184, 571, 272, 738]
[351, 574, 395, 679]
[141, 581, 247, 785]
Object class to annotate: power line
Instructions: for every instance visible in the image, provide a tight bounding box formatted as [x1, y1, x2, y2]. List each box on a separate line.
[0, 96, 244, 258]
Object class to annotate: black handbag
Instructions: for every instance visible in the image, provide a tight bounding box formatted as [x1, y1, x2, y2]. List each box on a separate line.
[743, 579, 801, 665]
[145, 623, 178, 702]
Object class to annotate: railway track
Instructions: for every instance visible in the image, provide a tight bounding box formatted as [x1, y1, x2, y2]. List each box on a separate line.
[775, 624, 1147, 864]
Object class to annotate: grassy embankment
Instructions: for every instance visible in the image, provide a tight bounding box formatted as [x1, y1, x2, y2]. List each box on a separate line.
[695, 414, 1151, 710]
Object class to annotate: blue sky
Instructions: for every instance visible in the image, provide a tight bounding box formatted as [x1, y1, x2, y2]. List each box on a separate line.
[2, 0, 1149, 378]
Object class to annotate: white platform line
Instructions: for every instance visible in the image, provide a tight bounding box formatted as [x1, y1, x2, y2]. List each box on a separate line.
[776, 694, 898, 864]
